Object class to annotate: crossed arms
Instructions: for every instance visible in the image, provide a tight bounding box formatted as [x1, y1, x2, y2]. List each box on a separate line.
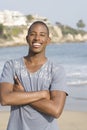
[0, 76, 67, 118]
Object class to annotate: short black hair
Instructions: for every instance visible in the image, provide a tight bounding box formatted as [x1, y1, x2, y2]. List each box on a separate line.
[28, 21, 49, 36]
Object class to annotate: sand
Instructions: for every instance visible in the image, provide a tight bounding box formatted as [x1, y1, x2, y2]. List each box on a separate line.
[58, 111, 87, 130]
[0, 110, 87, 130]
[0, 111, 10, 130]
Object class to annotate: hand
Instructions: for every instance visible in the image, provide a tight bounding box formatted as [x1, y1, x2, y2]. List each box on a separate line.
[43, 90, 50, 100]
[13, 75, 24, 92]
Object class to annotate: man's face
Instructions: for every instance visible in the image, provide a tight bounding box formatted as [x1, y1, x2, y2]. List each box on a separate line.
[26, 24, 50, 54]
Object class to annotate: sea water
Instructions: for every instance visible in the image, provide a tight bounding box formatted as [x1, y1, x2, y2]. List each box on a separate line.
[0, 43, 87, 112]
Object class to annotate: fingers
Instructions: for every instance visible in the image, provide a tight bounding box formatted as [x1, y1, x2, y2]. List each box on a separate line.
[14, 75, 25, 92]
[14, 75, 21, 85]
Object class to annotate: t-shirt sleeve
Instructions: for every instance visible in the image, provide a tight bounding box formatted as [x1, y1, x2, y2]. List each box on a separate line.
[50, 65, 69, 95]
[0, 60, 14, 84]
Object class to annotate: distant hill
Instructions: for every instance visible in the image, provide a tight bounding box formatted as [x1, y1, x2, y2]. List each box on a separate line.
[0, 10, 87, 47]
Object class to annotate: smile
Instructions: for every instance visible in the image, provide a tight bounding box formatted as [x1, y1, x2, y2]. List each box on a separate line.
[32, 42, 42, 47]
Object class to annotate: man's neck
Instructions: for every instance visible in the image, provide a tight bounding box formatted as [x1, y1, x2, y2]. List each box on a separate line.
[25, 53, 47, 65]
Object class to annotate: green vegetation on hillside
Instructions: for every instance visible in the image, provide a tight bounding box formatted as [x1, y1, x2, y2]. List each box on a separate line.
[0, 25, 26, 41]
[0, 18, 87, 44]
[55, 23, 87, 36]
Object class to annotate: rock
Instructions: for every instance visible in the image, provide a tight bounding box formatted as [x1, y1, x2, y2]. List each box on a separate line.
[74, 34, 83, 42]
[61, 34, 74, 42]
[82, 34, 87, 41]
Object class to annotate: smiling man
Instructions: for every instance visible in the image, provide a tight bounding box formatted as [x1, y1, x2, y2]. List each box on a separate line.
[0, 21, 68, 130]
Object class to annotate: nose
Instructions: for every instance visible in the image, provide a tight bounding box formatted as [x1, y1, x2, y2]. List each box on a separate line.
[34, 34, 40, 40]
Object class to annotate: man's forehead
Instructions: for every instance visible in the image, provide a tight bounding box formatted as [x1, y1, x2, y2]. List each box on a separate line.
[30, 23, 47, 29]
[28, 22, 49, 35]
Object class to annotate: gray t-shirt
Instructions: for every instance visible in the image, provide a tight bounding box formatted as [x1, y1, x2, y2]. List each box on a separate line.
[0, 57, 68, 130]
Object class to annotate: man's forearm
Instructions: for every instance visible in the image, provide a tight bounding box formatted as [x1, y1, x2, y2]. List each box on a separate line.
[1, 89, 49, 106]
[30, 91, 66, 118]
[30, 99, 59, 118]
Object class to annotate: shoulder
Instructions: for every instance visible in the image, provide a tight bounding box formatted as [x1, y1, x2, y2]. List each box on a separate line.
[4, 57, 23, 68]
[6, 57, 23, 64]
[48, 60, 65, 73]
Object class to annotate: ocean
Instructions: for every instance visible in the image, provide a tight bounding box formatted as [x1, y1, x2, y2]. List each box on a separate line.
[0, 42, 87, 112]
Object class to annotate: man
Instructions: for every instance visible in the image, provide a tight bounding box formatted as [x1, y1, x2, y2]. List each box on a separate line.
[0, 21, 68, 130]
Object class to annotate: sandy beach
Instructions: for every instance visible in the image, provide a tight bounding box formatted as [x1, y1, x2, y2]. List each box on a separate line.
[0, 110, 87, 130]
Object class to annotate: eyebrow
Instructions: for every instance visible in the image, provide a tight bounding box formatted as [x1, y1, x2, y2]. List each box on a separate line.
[29, 31, 48, 34]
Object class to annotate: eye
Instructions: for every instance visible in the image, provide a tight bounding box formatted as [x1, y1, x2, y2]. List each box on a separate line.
[40, 33, 46, 37]
[30, 33, 35, 36]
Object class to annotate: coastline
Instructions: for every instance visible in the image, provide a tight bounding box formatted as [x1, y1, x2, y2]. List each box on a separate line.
[0, 40, 87, 48]
[0, 110, 87, 130]
[0, 41, 27, 48]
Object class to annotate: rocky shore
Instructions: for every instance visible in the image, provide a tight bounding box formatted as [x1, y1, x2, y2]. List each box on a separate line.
[0, 10, 87, 47]
[0, 24, 87, 47]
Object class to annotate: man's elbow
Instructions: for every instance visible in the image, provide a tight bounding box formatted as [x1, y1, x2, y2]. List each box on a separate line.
[1, 99, 7, 106]
[52, 107, 63, 119]
[0, 94, 9, 106]
[53, 110, 62, 119]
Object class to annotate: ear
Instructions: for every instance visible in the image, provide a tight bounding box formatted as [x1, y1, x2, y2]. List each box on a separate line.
[47, 37, 51, 45]
[26, 35, 29, 43]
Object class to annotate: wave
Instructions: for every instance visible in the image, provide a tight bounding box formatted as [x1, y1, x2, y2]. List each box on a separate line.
[67, 72, 87, 78]
[69, 96, 87, 101]
[67, 80, 87, 86]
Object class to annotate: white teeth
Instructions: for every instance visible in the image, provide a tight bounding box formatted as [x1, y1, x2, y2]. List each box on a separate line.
[33, 43, 41, 46]
[33, 42, 40, 45]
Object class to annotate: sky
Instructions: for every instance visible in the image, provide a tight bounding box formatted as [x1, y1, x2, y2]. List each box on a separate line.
[0, 0, 87, 29]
